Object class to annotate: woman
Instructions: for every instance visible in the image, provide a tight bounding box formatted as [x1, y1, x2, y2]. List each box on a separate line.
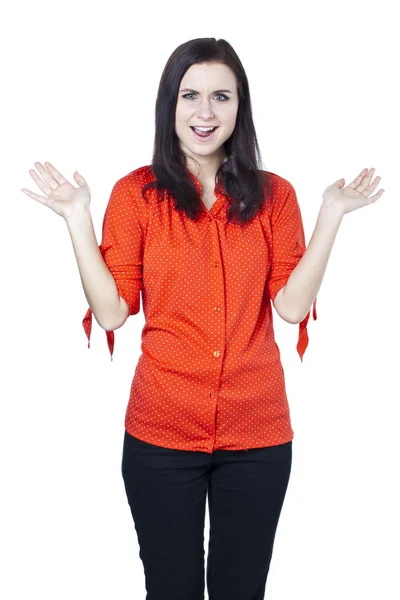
[22, 37, 384, 600]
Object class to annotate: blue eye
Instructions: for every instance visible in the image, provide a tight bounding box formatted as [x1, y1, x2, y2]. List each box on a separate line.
[181, 93, 228, 101]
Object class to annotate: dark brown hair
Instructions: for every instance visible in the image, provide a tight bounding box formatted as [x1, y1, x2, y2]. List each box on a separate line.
[142, 37, 272, 225]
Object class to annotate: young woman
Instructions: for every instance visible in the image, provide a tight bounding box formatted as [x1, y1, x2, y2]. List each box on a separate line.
[22, 37, 384, 600]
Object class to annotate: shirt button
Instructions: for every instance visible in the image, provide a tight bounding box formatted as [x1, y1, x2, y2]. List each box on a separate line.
[213, 260, 219, 268]
[214, 306, 221, 312]
[213, 351, 220, 358]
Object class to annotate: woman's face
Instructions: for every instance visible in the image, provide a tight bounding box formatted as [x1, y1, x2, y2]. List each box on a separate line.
[175, 62, 239, 166]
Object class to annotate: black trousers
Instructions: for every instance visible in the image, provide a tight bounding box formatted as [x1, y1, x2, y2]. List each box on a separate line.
[121, 430, 292, 600]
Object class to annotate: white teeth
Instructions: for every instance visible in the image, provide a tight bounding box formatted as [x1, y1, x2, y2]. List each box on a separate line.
[194, 126, 215, 131]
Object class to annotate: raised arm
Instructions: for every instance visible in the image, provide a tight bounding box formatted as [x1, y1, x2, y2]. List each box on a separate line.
[66, 207, 130, 332]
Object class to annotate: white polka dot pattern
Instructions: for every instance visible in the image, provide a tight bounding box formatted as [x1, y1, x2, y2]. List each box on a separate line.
[82, 165, 317, 453]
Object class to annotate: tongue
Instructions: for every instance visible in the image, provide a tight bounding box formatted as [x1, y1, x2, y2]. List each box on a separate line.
[195, 128, 213, 137]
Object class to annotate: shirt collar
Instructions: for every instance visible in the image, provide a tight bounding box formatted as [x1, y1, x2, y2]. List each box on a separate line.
[186, 169, 228, 219]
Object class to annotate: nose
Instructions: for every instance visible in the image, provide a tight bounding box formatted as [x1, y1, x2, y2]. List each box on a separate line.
[195, 97, 215, 120]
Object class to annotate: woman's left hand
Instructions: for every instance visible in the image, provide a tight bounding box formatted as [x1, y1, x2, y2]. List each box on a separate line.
[322, 167, 385, 216]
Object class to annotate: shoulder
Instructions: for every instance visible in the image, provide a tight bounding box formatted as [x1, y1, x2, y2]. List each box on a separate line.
[260, 169, 296, 199]
[258, 170, 298, 220]
[111, 165, 156, 209]
[105, 166, 155, 226]
[114, 164, 156, 193]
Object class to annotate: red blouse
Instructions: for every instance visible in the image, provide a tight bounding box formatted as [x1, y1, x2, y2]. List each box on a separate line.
[82, 165, 317, 453]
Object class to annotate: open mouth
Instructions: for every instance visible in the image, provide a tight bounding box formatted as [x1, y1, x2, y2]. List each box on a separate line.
[190, 126, 219, 141]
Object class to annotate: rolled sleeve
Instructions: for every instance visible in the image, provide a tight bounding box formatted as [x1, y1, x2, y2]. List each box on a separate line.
[266, 181, 317, 361]
[82, 177, 144, 360]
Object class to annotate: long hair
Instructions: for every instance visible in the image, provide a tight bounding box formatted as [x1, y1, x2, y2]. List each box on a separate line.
[142, 37, 272, 225]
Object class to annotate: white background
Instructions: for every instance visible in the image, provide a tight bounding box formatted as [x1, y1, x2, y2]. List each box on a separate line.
[2, 0, 399, 598]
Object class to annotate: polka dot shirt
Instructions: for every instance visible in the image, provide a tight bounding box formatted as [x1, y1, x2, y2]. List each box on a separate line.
[82, 165, 317, 453]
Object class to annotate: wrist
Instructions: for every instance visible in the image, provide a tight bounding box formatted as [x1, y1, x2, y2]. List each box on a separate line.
[64, 205, 92, 226]
[318, 201, 345, 224]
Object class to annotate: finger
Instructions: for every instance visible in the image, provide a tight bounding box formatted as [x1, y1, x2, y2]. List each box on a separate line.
[21, 187, 50, 205]
[34, 161, 59, 191]
[357, 167, 375, 193]
[363, 175, 381, 196]
[347, 167, 369, 191]
[29, 167, 53, 196]
[44, 162, 69, 186]
[365, 188, 385, 204]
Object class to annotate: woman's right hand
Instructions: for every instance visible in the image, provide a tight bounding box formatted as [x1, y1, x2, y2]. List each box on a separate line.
[21, 161, 91, 220]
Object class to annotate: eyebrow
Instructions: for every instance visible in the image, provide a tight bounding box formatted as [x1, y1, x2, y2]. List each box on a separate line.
[179, 88, 233, 94]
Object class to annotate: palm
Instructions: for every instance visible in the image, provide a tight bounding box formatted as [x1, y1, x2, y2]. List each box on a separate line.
[22, 161, 91, 219]
[322, 167, 385, 215]
[46, 181, 89, 214]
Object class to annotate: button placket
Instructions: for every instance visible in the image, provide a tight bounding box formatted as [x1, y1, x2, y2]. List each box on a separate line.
[208, 216, 225, 407]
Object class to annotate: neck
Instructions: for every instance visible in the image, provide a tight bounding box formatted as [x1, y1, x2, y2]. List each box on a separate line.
[185, 151, 227, 183]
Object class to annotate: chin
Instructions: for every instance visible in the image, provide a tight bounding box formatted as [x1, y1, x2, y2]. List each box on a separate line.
[178, 136, 225, 160]
[188, 140, 224, 153]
